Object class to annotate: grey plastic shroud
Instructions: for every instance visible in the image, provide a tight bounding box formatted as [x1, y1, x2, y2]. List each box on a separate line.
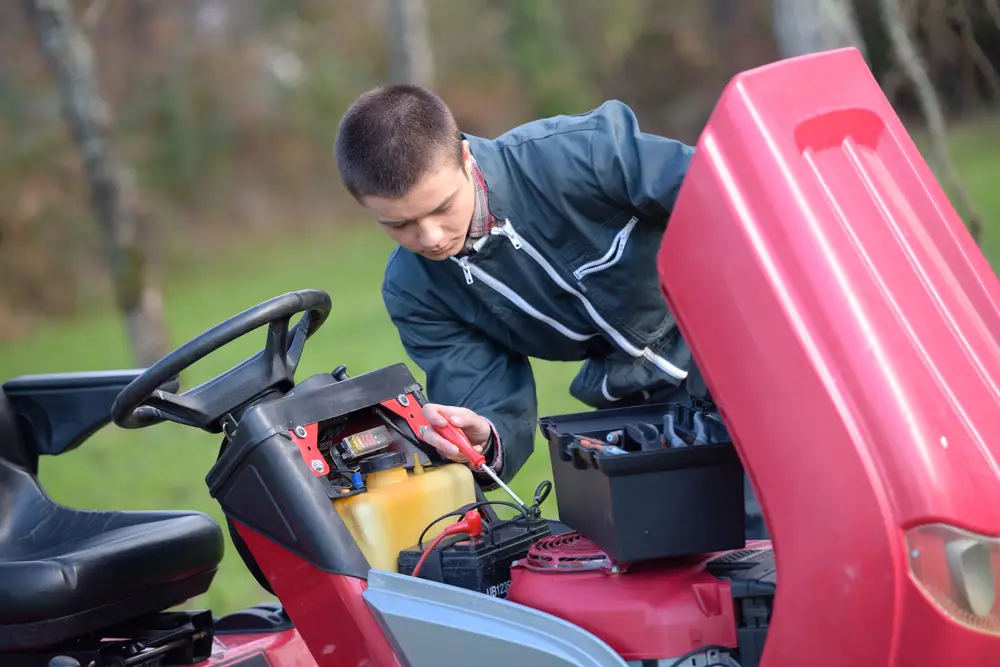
[363, 569, 630, 667]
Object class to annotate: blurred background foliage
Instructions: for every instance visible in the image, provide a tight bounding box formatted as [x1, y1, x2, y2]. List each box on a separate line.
[6, 0, 1000, 614]
[5, 0, 1000, 338]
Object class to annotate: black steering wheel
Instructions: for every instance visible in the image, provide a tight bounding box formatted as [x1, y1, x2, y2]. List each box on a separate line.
[110, 289, 332, 432]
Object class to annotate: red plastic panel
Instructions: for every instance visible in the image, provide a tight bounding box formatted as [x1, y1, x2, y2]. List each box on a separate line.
[288, 422, 328, 478]
[658, 48, 1000, 666]
[203, 629, 314, 666]
[507, 556, 737, 660]
[234, 523, 402, 667]
[380, 392, 432, 440]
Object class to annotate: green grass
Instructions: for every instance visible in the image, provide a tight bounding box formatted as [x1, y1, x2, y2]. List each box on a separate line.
[4, 116, 1000, 616]
[0, 229, 588, 615]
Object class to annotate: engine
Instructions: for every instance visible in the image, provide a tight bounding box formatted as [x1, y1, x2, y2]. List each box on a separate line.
[383, 379, 779, 666]
[506, 533, 774, 666]
[502, 399, 776, 666]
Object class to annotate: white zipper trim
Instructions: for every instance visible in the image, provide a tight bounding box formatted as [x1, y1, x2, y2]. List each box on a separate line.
[452, 257, 598, 342]
[573, 216, 638, 280]
[496, 219, 689, 381]
[490, 225, 520, 247]
[601, 375, 622, 402]
[472, 234, 491, 252]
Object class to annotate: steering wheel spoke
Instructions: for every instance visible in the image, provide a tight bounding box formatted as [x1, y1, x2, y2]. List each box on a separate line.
[265, 315, 292, 376]
[110, 289, 332, 432]
[284, 315, 311, 374]
[145, 389, 212, 429]
[133, 405, 202, 429]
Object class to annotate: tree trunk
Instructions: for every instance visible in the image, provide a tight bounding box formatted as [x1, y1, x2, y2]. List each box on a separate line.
[385, 0, 434, 87]
[879, 0, 983, 242]
[22, 0, 169, 366]
[772, 0, 868, 62]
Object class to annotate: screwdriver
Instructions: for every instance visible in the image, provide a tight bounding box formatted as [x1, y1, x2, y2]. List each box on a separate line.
[433, 421, 528, 509]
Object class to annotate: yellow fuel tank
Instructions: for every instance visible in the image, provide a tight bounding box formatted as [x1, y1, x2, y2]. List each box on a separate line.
[333, 452, 477, 572]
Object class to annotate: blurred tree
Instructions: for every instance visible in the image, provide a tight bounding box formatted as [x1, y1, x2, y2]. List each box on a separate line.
[4, 0, 1000, 338]
[880, 0, 982, 242]
[951, 0, 1000, 106]
[772, 0, 868, 61]
[386, 0, 434, 87]
[22, 0, 169, 365]
[500, 0, 597, 117]
[989, 0, 1000, 30]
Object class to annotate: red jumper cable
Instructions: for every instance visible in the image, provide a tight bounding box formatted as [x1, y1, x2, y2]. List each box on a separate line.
[410, 509, 483, 578]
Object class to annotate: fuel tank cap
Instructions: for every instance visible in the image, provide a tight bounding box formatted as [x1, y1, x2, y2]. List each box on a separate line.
[358, 450, 407, 474]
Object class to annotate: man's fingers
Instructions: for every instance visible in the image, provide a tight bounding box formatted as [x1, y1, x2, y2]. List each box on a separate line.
[420, 427, 459, 457]
[418, 425, 485, 463]
[424, 403, 475, 427]
[422, 404, 449, 428]
[440, 407, 474, 426]
[448, 413, 470, 427]
[425, 403, 489, 438]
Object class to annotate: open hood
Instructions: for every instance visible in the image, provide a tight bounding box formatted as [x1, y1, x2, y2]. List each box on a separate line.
[658, 48, 1000, 665]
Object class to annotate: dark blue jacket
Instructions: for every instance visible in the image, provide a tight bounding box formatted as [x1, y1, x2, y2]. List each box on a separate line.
[382, 100, 696, 484]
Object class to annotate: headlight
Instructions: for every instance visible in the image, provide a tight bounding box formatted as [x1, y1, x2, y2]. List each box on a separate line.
[907, 523, 1000, 634]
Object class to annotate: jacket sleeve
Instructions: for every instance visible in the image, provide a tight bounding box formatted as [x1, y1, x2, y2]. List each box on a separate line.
[588, 100, 695, 219]
[382, 281, 538, 487]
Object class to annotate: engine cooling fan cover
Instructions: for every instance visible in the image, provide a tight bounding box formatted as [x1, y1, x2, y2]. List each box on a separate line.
[520, 532, 613, 572]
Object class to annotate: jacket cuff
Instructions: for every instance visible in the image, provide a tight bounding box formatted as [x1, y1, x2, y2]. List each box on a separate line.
[471, 418, 504, 488]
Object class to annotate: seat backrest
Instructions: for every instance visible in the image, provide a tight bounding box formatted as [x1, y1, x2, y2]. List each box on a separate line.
[0, 388, 34, 474]
[2, 370, 152, 467]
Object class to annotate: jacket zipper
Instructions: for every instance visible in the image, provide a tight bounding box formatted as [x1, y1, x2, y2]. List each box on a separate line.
[572, 216, 638, 280]
[493, 219, 688, 381]
[453, 256, 598, 342]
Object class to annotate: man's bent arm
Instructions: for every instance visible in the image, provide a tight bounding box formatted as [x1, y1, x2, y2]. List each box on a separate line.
[382, 285, 538, 488]
[588, 100, 695, 219]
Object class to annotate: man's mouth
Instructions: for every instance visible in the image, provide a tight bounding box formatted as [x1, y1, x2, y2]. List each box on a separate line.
[424, 240, 459, 257]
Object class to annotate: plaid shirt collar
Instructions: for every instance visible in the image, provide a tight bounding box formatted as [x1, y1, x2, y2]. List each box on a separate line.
[463, 155, 498, 252]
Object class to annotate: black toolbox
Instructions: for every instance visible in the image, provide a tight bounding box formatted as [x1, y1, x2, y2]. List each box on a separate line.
[539, 402, 746, 563]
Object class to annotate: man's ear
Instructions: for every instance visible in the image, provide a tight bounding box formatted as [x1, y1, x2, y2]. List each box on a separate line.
[461, 139, 472, 177]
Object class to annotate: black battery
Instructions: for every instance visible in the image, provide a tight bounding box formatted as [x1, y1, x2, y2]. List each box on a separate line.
[397, 512, 551, 598]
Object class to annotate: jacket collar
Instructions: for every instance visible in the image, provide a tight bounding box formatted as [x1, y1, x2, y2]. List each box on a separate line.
[463, 134, 513, 223]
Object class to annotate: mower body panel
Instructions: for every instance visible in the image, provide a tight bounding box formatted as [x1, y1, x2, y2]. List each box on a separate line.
[658, 47, 1000, 665]
[362, 569, 630, 667]
[202, 627, 316, 667]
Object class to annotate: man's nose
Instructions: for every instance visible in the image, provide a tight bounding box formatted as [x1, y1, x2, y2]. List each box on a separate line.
[418, 221, 444, 249]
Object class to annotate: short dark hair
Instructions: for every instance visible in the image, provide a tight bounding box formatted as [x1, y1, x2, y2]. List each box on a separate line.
[334, 84, 463, 200]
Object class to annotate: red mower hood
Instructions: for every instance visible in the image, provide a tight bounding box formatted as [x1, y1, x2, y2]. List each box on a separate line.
[658, 48, 1000, 666]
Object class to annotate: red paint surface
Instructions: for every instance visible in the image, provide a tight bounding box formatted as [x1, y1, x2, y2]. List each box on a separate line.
[234, 522, 401, 667]
[288, 423, 327, 478]
[380, 393, 430, 440]
[658, 47, 1000, 665]
[508, 551, 737, 660]
[202, 628, 313, 666]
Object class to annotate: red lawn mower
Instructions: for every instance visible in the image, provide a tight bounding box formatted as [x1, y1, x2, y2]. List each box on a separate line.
[3, 47, 1000, 667]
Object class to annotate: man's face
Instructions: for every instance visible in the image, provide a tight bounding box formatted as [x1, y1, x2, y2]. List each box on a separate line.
[361, 141, 476, 260]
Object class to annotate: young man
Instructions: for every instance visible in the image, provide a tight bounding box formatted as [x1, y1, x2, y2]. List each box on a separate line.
[335, 84, 765, 538]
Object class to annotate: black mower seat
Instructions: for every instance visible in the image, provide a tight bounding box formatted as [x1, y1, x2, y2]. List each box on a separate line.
[0, 459, 225, 652]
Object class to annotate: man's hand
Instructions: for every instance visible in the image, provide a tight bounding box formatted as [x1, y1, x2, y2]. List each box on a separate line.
[419, 403, 492, 464]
